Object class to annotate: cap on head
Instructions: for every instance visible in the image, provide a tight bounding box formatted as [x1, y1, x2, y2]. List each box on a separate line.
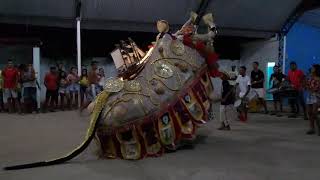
[290, 61, 297, 66]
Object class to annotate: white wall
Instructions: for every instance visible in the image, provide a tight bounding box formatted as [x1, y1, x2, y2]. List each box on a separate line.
[240, 37, 279, 77]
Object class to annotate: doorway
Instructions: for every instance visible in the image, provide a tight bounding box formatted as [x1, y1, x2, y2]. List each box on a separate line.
[266, 62, 276, 100]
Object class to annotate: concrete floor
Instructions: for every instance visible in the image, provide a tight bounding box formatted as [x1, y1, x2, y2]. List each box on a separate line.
[0, 106, 320, 180]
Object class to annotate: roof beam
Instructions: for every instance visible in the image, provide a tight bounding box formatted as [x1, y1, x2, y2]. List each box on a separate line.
[281, 0, 320, 35]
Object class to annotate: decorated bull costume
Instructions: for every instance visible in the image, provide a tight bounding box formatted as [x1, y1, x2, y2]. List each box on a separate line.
[4, 4, 220, 170]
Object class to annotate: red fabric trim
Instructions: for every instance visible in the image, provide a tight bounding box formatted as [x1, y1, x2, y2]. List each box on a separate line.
[182, 35, 194, 48]
[195, 41, 207, 56]
[206, 52, 219, 65]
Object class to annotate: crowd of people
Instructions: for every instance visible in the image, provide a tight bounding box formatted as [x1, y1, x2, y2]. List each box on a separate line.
[0, 60, 38, 114]
[1, 59, 319, 135]
[218, 61, 320, 136]
[0, 59, 106, 114]
[43, 61, 107, 112]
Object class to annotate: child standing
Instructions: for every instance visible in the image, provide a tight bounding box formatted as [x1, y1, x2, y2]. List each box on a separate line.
[58, 71, 68, 110]
[66, 67, 80, 109]
[218, 73, 235, 130]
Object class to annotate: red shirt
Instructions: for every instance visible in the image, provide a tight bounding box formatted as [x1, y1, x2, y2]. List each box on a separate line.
[44, 72, 58, 90]
[2, 67, 18, 89]
[288, 69, 304, 90]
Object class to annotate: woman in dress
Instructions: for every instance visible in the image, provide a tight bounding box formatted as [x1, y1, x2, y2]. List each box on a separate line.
[305, 64, 320, 135]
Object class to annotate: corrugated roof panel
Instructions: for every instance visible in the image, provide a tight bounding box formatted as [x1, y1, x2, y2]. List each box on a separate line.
[0, 0, 304, 38]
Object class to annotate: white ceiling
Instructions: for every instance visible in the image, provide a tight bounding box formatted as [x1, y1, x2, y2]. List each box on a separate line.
[0, 0, 303, 38]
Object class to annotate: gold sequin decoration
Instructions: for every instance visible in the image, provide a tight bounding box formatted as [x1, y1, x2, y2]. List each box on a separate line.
[153, 61, 174, 79]
[170, 40, 185, 56]
[104, 77, 124, 93]
[124, 80, 141, 92]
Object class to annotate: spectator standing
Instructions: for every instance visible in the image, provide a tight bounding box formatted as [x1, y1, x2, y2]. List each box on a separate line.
[79, 68, 89, 106]
[81, 61, 99, 111]
[88, 61, 100, 98]
[58, 71, 68, 110]
[251, 62, 268, 114]
[218, 73, 235, 130]
[0, 70, 4, 112]
[269, 65, 286, 116]
[287, 61, 307, 119]
[57, 63, 66, 108]
[57, 63, 65, 79]
[228, 65, 238, 86]
[17, 64, 25, 104]
[305, 64, 320, 135]
[66, 67, 80, 109]
[44, 66, 58, 112]
[2, 59, 20, 113]
[98, 67, 106, 91]
[21, 64, 37, 113]
[235, 66, 251, 122]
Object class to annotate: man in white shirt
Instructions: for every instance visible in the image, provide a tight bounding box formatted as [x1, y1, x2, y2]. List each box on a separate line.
[235, 66, 251, 122]
[236, 66, 251, 98]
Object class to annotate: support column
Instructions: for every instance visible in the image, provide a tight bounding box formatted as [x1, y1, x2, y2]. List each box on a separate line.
[282, 35, 287, 73]
[76, 18, 81, 77]
[33, 47, 41, 109]
[75, 0, 82, 108]
[278, 34, 287, 73]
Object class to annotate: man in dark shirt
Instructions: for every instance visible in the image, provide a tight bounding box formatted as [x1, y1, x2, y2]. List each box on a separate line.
[218, 75, 235, 131]
[251, 61, 268, 113]
[269, 65, 286, 116]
